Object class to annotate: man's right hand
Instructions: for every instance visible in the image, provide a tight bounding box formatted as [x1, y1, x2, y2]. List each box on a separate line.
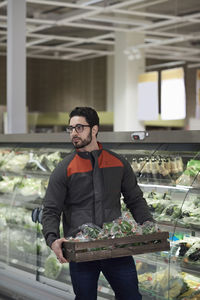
[51, 237, 68, 264]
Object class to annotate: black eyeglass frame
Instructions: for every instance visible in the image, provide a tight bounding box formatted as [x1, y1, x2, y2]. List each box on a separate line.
[66, 124, 91, 134]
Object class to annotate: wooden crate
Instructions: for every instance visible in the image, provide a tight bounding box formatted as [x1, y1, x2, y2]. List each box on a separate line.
[62, 231, 170, 262]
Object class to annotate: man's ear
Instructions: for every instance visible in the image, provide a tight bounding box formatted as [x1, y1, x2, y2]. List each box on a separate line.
[92, 125, 98, 136]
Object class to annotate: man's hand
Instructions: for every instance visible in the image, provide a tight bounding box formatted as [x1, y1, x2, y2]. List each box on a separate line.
[51, 237, 68, 264]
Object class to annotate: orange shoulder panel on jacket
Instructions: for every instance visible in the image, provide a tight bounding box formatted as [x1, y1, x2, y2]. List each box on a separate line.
[67, 155, 92, 177]
[98, 150, 124, 168]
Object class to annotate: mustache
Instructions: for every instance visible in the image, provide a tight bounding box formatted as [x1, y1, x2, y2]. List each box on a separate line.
[72, 136, 81, 141]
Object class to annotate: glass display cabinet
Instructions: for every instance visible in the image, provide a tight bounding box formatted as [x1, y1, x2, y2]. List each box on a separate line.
[0, 130, 200, 300]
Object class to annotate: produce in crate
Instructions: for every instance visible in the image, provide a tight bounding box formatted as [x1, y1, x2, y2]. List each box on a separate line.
[65, 212, 159, 242]
[62, 213, 168, 262]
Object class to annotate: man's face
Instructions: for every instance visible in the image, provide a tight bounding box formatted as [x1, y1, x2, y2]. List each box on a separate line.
[69, 116, 92, 149]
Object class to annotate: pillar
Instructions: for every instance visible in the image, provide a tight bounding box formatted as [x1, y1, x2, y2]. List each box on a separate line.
[7, 0, 27, 133]
[113, 32, 145, 131]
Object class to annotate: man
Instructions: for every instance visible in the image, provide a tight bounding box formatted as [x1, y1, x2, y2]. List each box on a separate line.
[42, 106, 154, 300]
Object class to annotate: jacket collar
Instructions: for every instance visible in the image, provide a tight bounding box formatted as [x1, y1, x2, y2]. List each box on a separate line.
[76, 142, 102, 159]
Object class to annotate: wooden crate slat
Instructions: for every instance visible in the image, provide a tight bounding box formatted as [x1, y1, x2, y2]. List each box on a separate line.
[64, 231, 169, 251]
[63, 231, 170, 262]
[65, 241, 170, 262]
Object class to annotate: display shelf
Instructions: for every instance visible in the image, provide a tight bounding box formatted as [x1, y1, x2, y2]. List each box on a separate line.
[0, 195, 15, 204]
[135, 253, 169, 269]
[0, 198, 43, 211]
[0, 170, 51, 179]
[139, 288, 167, 300]
[180, 262, 200, 277]
[0, 131, 200, 300]
[139, 182, 195, 191]
[136, 251, 200, 279]
[158, 222, 196, 235]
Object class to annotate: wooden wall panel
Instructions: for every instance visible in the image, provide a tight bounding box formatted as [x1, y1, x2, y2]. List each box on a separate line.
[0, 55, 106, 114]
[26, 57, 106, 113]
[185, 67, 196, 121]
[0, 56, 6, 105]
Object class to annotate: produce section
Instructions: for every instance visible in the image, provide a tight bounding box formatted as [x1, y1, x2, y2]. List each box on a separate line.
[0, 131, 200, 299]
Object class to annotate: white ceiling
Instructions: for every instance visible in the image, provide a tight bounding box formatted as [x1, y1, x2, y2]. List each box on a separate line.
[0, 0, 200, 68]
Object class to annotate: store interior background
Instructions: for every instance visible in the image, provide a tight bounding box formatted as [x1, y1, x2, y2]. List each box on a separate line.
[1, 2, 200, 300]
[0, 0, 200, 133]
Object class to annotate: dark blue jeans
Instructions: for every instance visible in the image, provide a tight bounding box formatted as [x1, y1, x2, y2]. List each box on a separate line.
[69, 256, 142, 300]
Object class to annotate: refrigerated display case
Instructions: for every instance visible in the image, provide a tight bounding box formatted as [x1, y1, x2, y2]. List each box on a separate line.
[0, 130, 200, 300]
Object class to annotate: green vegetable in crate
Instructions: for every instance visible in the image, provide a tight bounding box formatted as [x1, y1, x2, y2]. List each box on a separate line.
[65, 215, 159, 245]
[110, 223, 123, 238]
[119, 220, 133, 235]
[79, 223, 102, 240]
[103, 222, 114, 234]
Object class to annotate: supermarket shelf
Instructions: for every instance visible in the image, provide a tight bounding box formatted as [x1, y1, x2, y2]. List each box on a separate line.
[135, 253, 169, 269]
[0, 170, 50, 179]
[180, 262, 200, 277]
[158, 221, 200, 234]
[139, 182, 199, 191]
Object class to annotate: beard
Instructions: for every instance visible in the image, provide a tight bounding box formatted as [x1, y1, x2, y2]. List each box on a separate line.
[72, 130, 92, 149]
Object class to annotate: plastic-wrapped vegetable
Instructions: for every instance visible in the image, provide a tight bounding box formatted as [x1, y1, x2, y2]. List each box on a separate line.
[0, 176, 21, 193]
[141, 221, 159, 235]
[102, 213, 139, 239]
[151, 268, 188, 299]
[176, 159, 200, 187]
[78, 223, 102, 240]
[65, 213, 159, 243]
[44, 252, 62, 279]
[16, 177, 47, 198]
[0, 150, 15, 170]
[1, 152, 30, 172]
[40, 151, 62, 172]
[185, 240, 200, 261]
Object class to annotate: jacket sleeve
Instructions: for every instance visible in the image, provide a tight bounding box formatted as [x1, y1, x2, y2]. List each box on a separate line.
[42, 160, 68, 248]
[121, 158, 154, 224]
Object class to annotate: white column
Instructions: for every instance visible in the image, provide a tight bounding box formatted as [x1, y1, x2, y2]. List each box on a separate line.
[106, 55, 114, 112]
[114, 32, 145, 131]
[7, 0, 27, 133]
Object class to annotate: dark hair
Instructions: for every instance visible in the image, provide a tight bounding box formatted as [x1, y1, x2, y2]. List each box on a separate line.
[69, 107, 99, 128]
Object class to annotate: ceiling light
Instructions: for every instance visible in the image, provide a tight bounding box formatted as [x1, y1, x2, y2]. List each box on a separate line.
[124, 47, 141, 61]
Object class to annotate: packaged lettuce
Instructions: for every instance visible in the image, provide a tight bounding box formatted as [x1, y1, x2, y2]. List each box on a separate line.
[185, 160, 200, 176]
[176, 159, 200, 187]
[44, 252, 62, 279]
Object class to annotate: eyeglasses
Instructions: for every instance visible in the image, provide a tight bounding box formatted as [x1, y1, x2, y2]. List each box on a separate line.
[66, 124, 91, 134]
